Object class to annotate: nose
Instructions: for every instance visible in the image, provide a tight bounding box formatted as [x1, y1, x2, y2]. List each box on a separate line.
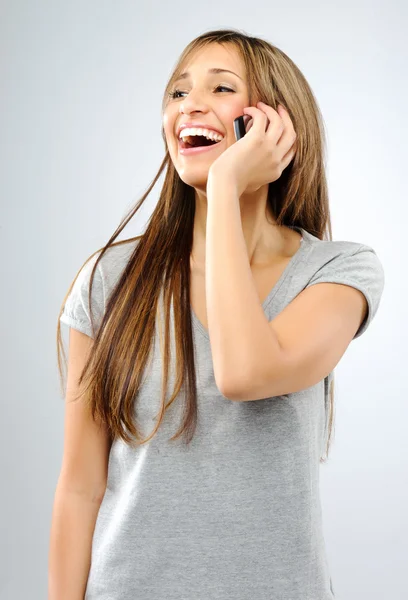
[178, 88, 209, 116]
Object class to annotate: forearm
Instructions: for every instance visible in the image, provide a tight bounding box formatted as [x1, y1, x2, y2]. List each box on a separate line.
[205, 173, 277, 395]
[48, 483, 104, 600]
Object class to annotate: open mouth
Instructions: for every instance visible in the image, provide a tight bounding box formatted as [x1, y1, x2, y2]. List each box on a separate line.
[179, 135, 223, 149]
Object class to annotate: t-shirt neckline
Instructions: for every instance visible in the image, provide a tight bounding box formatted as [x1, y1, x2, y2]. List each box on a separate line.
[191, 227, 309, 340]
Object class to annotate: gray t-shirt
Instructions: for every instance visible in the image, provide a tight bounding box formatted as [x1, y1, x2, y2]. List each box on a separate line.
[59, 227, 385, 600]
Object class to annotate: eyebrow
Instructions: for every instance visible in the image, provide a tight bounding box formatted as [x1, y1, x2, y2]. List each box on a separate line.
[174, 67, 243, 83]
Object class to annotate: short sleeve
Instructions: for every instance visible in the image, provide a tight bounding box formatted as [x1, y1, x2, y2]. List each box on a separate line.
[306, 244, 385, 339]
[60, 252, 105, 339]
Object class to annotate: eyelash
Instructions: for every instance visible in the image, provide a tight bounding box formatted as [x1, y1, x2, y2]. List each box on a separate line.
[167, 85, 235, 99]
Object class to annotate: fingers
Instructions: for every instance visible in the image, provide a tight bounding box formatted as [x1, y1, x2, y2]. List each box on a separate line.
[244, 114, 254, 133]
[258, 101, 283, 135]
[242, 102, 297, 164]
[242, 105, 269, 134]
[276, 104, 297, 147]
[267, 103, 297, 159]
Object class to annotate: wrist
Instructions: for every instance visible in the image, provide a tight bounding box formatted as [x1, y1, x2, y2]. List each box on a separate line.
[207, 166, 241, 197]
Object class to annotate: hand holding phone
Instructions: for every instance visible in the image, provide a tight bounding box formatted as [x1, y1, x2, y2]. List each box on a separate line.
[211, 103, 295, 195]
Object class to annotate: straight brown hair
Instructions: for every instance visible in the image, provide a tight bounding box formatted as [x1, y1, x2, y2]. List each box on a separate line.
[57, 28, 335, 461]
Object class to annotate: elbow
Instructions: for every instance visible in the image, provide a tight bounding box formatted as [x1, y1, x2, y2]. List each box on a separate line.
[217, 363, 288, 402]
[216, 366, 255, 402]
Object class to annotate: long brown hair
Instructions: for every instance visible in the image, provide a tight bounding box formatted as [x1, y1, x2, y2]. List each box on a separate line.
[57, 28, 335, 461]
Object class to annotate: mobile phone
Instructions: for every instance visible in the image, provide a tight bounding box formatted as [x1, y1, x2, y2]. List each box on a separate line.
[233, 115, 247, 141]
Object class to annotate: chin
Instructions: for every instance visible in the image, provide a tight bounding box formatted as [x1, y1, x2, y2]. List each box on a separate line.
[178, 175, 209, 192]
[177, 165, 213, 185]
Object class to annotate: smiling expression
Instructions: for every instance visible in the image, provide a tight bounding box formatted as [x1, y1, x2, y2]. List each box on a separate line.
[162, 43, 251, 190]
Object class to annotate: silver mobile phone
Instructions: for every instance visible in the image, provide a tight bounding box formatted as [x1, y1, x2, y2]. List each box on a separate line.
[233, 115, 246, 141]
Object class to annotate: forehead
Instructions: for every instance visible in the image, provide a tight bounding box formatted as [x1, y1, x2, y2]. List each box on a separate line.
[175, 44, 246, 82]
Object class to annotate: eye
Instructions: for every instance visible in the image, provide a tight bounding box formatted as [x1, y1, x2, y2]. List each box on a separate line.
[167, 85, 235, 99]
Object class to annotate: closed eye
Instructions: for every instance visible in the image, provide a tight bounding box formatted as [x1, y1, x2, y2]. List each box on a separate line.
[168, 85, 235, 99]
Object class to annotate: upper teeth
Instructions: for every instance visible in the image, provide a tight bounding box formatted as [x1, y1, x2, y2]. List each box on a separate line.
[179, 128, 224, 142]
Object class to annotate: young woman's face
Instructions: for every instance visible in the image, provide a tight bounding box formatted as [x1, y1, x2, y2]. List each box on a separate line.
[162, 43, 250, 191]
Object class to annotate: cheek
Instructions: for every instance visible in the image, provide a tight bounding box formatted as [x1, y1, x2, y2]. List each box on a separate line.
[220, 101, 241, 121]
[163, 126, 176, 151]
[162, 113, 174, 138]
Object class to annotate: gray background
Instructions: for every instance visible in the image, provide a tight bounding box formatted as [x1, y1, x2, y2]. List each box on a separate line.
[1, 1, 406, 598]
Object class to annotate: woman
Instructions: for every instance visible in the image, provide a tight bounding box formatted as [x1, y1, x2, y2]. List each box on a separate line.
[49, 29, 385, 600]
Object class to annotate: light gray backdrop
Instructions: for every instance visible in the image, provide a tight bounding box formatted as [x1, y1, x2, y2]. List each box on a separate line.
[1, 1, 406, 598]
